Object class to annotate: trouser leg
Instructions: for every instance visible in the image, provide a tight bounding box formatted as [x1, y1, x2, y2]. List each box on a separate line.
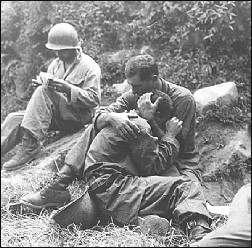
[140, 175, 211, 225]
[89, 173, 211, 226]
[64, 124, 97, 179]
[20, 85, 88, 141]
[1, 111, 25, 156]
[55, 164, 77, 189]
[20, 86, 55, 140]
[1, 123, 24, 157]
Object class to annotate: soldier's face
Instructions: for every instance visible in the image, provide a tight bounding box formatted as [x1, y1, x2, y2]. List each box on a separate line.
[154, 112, 170, 131]
[127, 74, 154, 96]
[56, 49, 77, 63]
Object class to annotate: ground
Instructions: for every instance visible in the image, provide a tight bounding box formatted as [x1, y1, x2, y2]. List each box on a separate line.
[1, 101, 250, 246]
[196, 119, 250, 205]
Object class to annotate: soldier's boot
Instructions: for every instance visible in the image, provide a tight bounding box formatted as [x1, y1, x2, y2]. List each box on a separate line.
[2, 129, 42, 171]
[185, 216, 211, 243]
[20, 164, 75, 209]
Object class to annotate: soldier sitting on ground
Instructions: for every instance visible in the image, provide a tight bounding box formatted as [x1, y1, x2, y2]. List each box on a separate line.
[1, 22, 101, 171]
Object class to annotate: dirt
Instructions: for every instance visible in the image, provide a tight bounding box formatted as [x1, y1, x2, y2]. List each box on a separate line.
[196, 120, 251, 205]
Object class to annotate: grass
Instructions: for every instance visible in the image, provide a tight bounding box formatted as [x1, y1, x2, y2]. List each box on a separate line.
[1, 209, 190, 247]
[1, 176, 227, 247]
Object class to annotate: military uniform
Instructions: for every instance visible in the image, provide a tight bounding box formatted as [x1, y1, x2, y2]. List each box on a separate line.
[82, 115, 211, 226]
[1, 51, 101, 156]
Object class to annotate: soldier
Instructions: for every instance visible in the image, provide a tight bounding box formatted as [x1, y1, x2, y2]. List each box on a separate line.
[1, 23, 101, 171]
[21, 54, 211, 242]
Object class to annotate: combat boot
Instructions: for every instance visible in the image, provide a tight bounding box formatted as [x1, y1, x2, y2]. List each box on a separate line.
[20, 164, 75, 209]
[2, 130, 42, 171]
[185, 216, 211, 243]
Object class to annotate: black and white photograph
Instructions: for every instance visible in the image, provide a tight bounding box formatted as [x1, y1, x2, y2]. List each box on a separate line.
[1, 1, 251, 247]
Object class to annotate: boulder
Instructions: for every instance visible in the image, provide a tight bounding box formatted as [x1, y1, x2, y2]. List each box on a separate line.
[112, 79, 132, 95]
[193, 82, 238, 114]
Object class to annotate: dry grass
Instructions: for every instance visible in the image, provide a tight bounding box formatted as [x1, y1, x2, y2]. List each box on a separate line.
[1, 178, 226, 247]
[1, 210, 190, 247]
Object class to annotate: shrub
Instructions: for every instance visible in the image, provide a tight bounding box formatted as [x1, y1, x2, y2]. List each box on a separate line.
[1, 1, 251, 124]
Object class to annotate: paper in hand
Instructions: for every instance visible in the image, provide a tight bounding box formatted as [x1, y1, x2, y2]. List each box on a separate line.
[33, 72, 54, 87]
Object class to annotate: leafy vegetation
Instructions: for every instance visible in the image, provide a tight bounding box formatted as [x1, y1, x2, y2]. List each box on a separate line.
[1, 2, 250, 246]
[1, 1, 251, 124]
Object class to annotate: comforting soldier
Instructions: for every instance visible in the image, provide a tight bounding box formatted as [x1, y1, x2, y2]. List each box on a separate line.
[82, 91, 212, 243]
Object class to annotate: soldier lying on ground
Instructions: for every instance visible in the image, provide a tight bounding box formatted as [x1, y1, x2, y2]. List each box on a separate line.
[21, 90, 212, 243]
[1, 22, 101, 171]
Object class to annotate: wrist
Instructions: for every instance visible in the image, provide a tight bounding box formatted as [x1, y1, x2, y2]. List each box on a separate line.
[164, 131, 176, 139]
[98, 112, 112, 128]
[147, 118, 157, 126]
[66, 85, 71, 96]
[162, 134, 180, 151]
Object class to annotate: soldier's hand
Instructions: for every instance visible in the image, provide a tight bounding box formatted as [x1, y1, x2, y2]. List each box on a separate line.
[108, 112, 140, 141]
[165, 117, 183, 138]
[48, 78, 71, 95]
[31, 79, 41, 89]
[137, 92, 161, 121]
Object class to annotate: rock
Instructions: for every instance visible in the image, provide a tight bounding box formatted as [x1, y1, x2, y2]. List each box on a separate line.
[107, 49, 139, 64]
[193, 82, 238, 114]
[112, 79, 132, 94]
[137, 215, 170, 236]
[140, 46, 154, 55]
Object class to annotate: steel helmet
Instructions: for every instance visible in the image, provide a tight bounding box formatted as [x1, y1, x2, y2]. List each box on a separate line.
[50, 187, 99, 229]
[45, 23, 80, 50]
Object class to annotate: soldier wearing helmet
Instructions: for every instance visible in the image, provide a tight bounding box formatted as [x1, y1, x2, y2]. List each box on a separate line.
[2, 23, 101, 171]
[46, 22, 81, 50]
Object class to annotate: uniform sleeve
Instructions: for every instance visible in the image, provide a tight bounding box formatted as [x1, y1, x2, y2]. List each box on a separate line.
[68, 65, 101, 108]
[129, 129, 180, 176]
[92, 91, 137, 128]
[47, 59, 58, 75]
[174, 95, 201, 180]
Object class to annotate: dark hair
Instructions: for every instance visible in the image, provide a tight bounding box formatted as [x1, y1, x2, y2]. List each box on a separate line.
[151, 90, 174, 120]
[125, 54, 159, 81]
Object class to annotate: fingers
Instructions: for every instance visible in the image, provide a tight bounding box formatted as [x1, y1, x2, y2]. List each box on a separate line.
[32, 82, 40, 87]
[153, 96, 162, 110]
[171, 117, 183, 124]
[48, 85, 58, 91]
[117, 120, 140, 141]
[137, 92, 152, 106]
[166, 117, 183, 129]
[48, 81, 61, 91]
[172, 117, 183, 131]
[128, 121, 140, 136]
[138, 93, 161, 110]
[119, 126, 135, 141]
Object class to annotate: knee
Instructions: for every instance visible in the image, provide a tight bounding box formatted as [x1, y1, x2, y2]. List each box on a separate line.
[2, 111, 24, 131]
[32, 85, 44, 97]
